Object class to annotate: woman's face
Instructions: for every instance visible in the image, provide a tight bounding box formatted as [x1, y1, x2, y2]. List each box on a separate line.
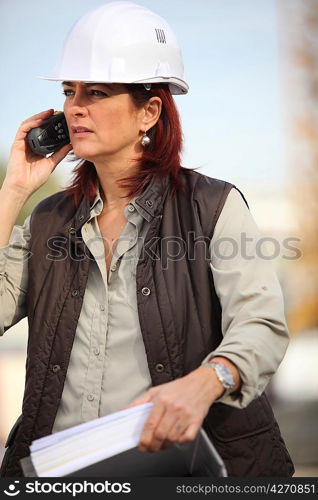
[62, 81, 145, 163]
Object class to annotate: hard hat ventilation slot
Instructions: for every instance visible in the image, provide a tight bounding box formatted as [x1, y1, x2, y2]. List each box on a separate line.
[155, 29, 166, 44]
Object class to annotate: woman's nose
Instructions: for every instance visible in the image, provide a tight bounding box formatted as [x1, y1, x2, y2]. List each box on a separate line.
[69, 92, 88, 115]
[70, 104, 87, 117]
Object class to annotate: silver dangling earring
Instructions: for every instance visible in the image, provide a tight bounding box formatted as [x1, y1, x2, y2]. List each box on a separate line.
[141, 130, 151, 147]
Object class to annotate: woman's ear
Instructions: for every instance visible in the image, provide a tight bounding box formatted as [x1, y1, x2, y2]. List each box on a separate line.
[141, 97, 162, 130]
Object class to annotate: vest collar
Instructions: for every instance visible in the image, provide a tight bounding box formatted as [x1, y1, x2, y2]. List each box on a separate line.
[61, 195, 91, 237]
[135, 173, 171, 218]
[63, 173, 171, 237]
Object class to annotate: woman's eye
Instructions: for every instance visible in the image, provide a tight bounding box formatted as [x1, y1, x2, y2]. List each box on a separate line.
[62, 89, 74, 97]
[88, 89, 108, 98]
[62, 88, 108, 98]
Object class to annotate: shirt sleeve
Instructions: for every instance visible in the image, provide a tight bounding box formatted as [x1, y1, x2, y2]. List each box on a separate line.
[0, 215, 31, 335]
[201, 187, 290, 408]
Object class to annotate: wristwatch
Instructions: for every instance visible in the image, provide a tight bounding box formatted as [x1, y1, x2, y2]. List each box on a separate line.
[203, 361, 235, 397]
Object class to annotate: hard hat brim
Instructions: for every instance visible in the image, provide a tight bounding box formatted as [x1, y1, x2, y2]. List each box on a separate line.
[37, 75, 189, 95]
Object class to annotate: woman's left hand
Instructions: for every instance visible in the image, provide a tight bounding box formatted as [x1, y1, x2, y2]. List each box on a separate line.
[125, 365, 225, 452]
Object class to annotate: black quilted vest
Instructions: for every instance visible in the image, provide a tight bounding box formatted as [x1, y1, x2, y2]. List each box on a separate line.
[1, 169, 294, 477]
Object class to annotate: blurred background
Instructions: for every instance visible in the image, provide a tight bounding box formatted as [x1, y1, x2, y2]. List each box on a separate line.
[1, 0, 318, 476]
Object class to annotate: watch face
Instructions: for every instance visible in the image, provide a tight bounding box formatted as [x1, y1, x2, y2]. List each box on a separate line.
[213, 363, 234, 389]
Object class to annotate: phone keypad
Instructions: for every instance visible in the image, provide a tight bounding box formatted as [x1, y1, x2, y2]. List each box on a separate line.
[55, 120, 67, 140]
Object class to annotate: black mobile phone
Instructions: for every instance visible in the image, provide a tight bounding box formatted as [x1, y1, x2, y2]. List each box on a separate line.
[27, 111, 70, 156]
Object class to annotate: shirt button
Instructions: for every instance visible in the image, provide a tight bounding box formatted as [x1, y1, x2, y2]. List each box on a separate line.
[71, 289, 79, 297]
[145, 199, 153, 208]
[141, 287, 151, 296]
[79, 214, 84, 221]
[111, 264, 117, 272]
[52, 364, 61, 373]
[93, 347, 100, 356]
[87, 394, 94, 402]
[100, 304, 105, 311]
[127, 204, 135, 213]
[68, 227, 76, 236]
[155, 363, 165, 373]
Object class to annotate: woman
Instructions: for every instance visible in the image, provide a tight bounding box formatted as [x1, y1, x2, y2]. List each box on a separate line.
[0, 2, 294, 476]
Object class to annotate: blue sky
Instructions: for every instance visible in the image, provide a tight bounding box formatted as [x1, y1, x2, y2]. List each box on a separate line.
[0, 0, 286, 187]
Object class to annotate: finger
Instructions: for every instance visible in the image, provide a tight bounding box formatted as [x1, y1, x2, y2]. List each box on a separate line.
[48, 144, 73, 171]
[166, 420, 187, 442]
[22, 109, 54, 124]
[14, 110, 54, 142]
[139, 402, 165, 452]
[178, 423, 200, 444]
[149, 411, 183, 447]
[14, 119, 45, 142]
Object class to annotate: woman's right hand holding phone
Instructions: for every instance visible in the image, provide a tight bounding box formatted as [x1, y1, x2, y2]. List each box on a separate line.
[3, 109, 72, 200]
[0, 109, 72, 247]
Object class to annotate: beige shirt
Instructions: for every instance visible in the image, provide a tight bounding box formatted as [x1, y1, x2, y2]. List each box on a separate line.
[0, 187, 290, 431]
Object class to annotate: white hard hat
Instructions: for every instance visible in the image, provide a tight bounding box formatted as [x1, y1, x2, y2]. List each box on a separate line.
[40, 1, 189, 95]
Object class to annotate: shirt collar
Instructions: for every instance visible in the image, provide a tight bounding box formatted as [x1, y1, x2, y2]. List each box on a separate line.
[64, 173, 171, 235]
[89, 185, 154, 223]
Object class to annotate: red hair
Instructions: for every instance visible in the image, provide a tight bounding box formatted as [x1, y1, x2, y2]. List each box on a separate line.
[65, 83, 187, 206]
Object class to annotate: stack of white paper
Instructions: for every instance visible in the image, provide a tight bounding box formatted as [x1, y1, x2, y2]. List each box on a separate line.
[29, 403, 153, 477]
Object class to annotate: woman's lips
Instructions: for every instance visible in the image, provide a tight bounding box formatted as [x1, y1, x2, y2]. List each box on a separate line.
[71, 126, 94, 136]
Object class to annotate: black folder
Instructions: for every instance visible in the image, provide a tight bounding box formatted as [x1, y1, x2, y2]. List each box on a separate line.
[20, 428, 227, 477]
